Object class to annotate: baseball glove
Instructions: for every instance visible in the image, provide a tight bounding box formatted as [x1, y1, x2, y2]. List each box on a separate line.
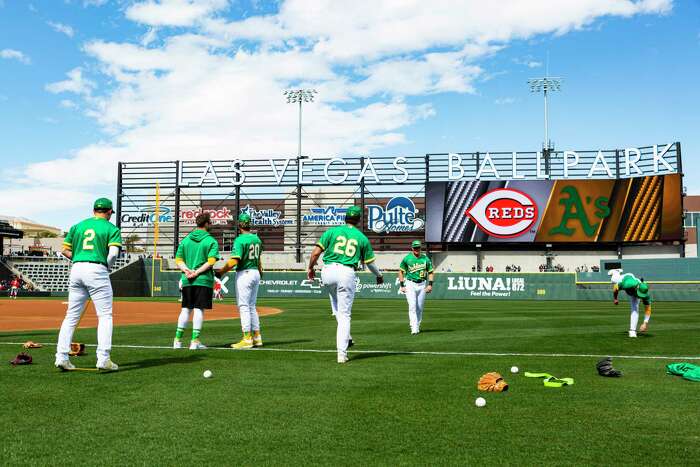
[22, 341, 42, 349]
[69, 342, 86, 356]
[478, 372, 509, 392]
[9, 352, 32, 366]
[596, 357, 622, 377]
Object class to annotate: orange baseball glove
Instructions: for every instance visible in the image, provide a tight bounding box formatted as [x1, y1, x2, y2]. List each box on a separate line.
[477, 372, 509, 392]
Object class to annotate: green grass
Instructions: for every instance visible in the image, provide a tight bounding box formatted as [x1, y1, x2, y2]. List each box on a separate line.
[1, 298, 699, 466]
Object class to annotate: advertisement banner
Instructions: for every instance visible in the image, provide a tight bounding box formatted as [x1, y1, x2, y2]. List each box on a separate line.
[425, 174, 682, 244]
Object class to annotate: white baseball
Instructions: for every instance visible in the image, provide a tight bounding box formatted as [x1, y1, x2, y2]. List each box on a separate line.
[203, 370, 213, 379]
[475, 397, 486, 407]
[511, 366, 519, 374]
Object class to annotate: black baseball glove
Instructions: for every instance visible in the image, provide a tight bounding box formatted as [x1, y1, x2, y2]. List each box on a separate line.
[596, 357, 622, 377]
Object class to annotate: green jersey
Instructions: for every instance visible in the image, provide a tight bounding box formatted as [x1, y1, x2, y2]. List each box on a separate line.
[175, 229, 219, 288]
[399, 253, 433, 282]
[316, 224, 375, 268]
[63, 217, 122, 266]
[232, 233, 263, 271]
[616, 273, 652, 303]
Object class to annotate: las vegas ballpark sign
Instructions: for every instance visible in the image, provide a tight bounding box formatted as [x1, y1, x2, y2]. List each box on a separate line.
[466, 189, 538, 238]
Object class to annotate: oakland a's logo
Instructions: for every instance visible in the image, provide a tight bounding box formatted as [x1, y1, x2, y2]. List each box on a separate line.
[466, 189, 538, 238]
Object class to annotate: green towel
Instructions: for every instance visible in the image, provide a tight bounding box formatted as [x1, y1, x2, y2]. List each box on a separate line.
[524, 372, 574, 387]
[666, 363, 700, 382]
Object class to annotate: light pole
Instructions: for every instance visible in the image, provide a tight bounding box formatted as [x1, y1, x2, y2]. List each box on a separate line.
[527, 77, 562, 151]
[284, 88, 317, 263]
[283, 89, 317, 159]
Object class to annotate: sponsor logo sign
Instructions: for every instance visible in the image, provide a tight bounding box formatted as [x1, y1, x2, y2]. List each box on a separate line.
[302, 206, 347, 226]
[366, 197, 424, 234]
[447, 276, 526, 298]
[120, 206, 173, 226]
[240, 204, 295, 227]
[466, 189, 537, 238]
[180, 207, 233, 226]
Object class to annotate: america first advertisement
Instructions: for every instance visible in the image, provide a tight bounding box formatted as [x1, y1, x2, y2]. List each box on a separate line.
[425, 174, 682, 244]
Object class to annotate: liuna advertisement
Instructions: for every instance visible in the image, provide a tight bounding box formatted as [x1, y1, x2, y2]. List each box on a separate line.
[425, 174, 682, 244]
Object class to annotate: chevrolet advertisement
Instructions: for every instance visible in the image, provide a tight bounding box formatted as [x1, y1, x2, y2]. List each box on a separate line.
[425, 174, 682, 244]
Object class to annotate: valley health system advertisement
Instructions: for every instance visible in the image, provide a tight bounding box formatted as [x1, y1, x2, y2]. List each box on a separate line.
[425, 174, 682, 244]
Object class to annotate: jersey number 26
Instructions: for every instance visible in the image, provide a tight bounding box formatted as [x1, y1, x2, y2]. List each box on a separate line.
[333, 236, 358, 257]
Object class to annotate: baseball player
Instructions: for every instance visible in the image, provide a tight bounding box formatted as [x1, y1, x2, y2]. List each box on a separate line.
[609, 269, 652, 338]
[307, 205, 383, 364]
[398, 240, 434, 335]
[55, 198, 121, 371]
[216, 213, 264, 349]
[173, 212, 219, 350]
[9, 276, 20, 299]
[213, 278, 223, 300]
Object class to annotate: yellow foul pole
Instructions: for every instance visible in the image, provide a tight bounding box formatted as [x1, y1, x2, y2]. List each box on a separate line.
[150, 182, 160, 297]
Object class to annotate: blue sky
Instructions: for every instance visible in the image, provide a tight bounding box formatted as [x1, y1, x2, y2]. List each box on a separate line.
[0, 0, 698, 229]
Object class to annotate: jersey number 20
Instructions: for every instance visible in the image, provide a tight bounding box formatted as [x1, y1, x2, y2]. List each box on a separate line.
[248, 243, 260, 260]
[333, 236, 358, 257]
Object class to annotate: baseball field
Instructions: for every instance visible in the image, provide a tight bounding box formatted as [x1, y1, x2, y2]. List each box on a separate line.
[1, 296, 699, 465]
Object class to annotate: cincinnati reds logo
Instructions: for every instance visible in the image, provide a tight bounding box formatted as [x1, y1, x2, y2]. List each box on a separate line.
[466, 188, 538, 238]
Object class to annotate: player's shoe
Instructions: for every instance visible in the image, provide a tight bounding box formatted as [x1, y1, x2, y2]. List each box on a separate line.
[253, 335, 263, 348]
[189, 340, 207, 350]
[231, 337, 254, 349]
[628, 330, 637, 338]
[639, 322, 648, 332]
[173, 339, 182, 349]
[97, 360, 119, 371]
[337, 353, 349, 364]
[55, 359, 75, 371]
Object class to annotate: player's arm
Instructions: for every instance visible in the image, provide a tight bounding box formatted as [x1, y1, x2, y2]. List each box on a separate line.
[62, 226, 74, 259]
[257, 256, 263, 278]
[398, 259, 407, 292]
[426, 258, 435, 293]
[217, 239, 240, 277]
[362, 239, 383, 284]
[613, 284, 619, 305]
[307, 245, 323, 280]
[174, 242, 193, 274]
[189, 258, 216, 279]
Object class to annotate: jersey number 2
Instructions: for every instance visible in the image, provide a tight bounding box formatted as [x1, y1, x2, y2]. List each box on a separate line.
[333, 236, 358, 257]
[82, 229, 96, 250]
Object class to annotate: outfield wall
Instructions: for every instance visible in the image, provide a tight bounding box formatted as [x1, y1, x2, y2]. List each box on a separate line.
[137, 260, 700, 301]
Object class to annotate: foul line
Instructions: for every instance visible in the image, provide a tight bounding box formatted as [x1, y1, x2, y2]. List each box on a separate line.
[0, 341, 698, 361]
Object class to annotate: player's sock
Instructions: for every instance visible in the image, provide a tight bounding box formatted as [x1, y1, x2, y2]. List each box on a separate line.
[192, 308, 203, 340]
[253, 330, 261, 337]
[176, 308, 190, 338]
[243, 331, 252, 340]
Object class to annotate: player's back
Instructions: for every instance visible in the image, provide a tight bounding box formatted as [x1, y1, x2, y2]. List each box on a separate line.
[320, 224, 371, 268]
[66, 217, 121, 265]
[234, 233, 262, 270]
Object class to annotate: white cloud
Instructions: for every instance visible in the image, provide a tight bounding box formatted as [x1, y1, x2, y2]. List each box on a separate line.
[45, 67, 95, 95]
[0, 187, 93, 221]
[60, 99, 78, 109]
[126, 0, 229, 27]
[1, 48, 31, 64]
[19, 0, 673, 210]
[495, 97, 517, 105]
[47, 21, 75, 38]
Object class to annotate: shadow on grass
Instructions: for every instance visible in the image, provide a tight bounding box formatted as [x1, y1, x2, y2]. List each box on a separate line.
[418, 329, 455, 334]
[118, 354, 205, 372]
[348, 351, 408, 362]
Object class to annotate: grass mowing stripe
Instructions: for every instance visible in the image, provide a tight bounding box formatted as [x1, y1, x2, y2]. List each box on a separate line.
[2, 341, 698, 361]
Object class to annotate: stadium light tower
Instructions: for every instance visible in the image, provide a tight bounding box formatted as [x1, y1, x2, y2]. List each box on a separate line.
[284, 89, 317, 159]
[527, 76, 562, 150]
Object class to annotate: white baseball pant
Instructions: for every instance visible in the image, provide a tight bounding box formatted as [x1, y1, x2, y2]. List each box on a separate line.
[629, 295, 640, 332]
[55, 262, 114, 365]
[321, 263, 356, 357]
[405, 280, 426, 333]
[236, 269, 261, 333]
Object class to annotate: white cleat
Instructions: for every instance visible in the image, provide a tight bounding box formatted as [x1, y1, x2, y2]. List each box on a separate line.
[189, 340, 207, 350]
[337, 354, 349, 364]
[173, 339, 182, 349]
[628, 330, 637, 338]
[55, 359, 75, 371]
[97, 360, 119, 371]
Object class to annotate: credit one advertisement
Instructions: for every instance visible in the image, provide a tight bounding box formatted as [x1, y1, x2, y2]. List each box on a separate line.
[425, 174, 682, 244]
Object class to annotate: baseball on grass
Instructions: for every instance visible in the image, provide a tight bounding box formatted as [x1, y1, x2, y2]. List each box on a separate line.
[511, 366, 519, 374]
[203, 370, 213, 379]
[475, 397, 486, 408]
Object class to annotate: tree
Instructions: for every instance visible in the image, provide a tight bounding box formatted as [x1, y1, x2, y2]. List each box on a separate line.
[35, 230, 58, 238]
[124, 234, 142, 253]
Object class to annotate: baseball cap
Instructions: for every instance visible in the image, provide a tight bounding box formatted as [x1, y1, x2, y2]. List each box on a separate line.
[238, 212, 252, 224]
[637, 282, 650, 299]
[411, 240, 422, 249]
[345, 205, 362, 218]
[93, 198, 113, 210]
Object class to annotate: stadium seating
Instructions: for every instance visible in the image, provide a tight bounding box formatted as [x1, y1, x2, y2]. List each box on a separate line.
[4, 256, 135, 293]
